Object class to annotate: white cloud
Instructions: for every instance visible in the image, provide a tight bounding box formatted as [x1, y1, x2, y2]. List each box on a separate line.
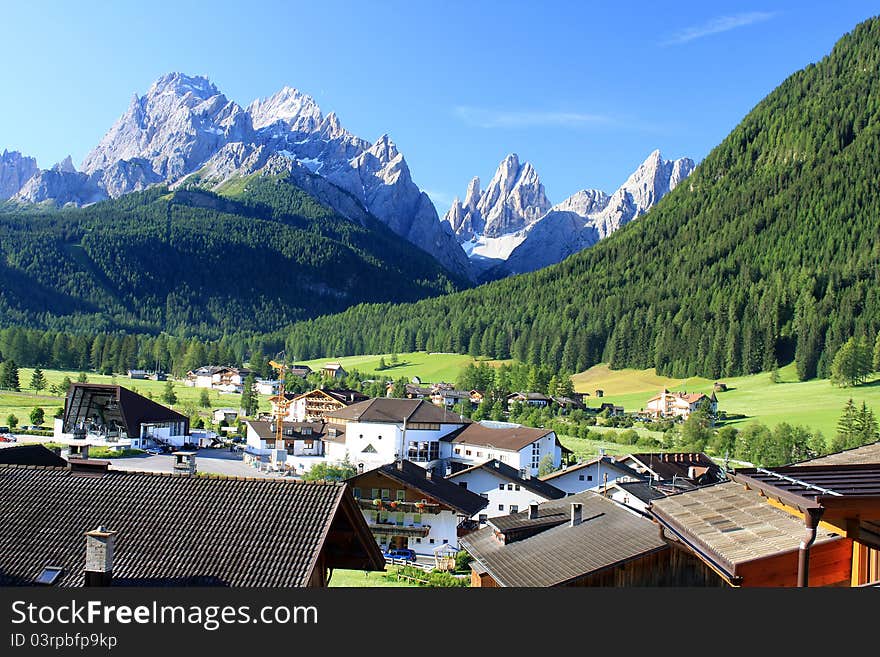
[453, 106, 612, 129]
[661, 11, 777, 46]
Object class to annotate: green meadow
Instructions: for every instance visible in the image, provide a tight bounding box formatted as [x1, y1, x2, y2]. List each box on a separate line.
[299, 351, 514, 384]
[573, 362, 880, 439]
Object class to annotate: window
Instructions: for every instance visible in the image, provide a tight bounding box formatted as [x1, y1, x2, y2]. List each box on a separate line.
[465, 450, 472, 456]
[478, 514, 488, 523]
[458, 482, 468, 489]
[36, 566, 63, 585]
[370, 488, 379, 499]
[362, 444, 377, 454]
[303, 439, 314, 449]
[476, 451, 483, 457]
[498, 504, 504, 511]
[396, 512, 405, 525]
[498, 484, 505, 490]
[429, 539, 435, 544]
[587, 475, 593, 481]
[443, 539, 448, 544]
[514, 484, 520, 491]
[578, 475, 585, 481]
[378, 435, 382, 440]
[454, 448, 461, 455]
[507, 484, 514, 490]
[488, 453, 493, 459]
[352, 487, 362, 499]
[510, 505, 518, 514]
[396, 490, 406, 501]
[413, 513, 422, 524]
[415, 538, 421, 543]
[301, 427, 312, 435]
[381, 488, 390, 500]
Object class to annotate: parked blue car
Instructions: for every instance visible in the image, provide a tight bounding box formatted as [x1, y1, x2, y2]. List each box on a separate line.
[383, 548, 416, 561]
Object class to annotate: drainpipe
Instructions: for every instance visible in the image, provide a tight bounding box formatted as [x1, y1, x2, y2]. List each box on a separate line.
[797, 508, 824, 588]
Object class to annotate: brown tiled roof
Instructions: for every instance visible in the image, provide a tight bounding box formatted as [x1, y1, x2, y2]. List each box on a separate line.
[651, 481, 841, 580]
[0, 464, 382, 587]
[325, 398, 469, 425]
[348, 460, 488, 517]
[447, 459, 566, 500]
[449, 422, 554, 452]
[792, 441, 880, 466]
[460, 491, 667, 587]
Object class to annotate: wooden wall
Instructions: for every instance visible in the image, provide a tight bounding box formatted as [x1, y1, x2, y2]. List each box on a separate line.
[736, 537, 852, 587]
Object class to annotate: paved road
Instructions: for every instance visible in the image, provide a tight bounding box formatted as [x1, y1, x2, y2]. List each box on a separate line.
[105, 448, 285, 478]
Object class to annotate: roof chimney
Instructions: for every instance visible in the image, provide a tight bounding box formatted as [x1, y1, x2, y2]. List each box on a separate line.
[68, 459, 109, 477]
[173, 451, 196, 476]
[68, 443, 90, 460]
[528, 503, 539, 520]
[397, 460, 404, 471]
[570, 502, 583, 527]
[84, 526, 116, 587]
[426, 469, 433, 480]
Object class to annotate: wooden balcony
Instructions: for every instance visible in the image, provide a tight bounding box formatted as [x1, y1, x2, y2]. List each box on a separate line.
[367, 522, 431, 537]
[356, 498, 441, 514]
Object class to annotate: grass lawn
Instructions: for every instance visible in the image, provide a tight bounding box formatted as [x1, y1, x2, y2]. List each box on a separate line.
[0, 367, 274, 429]
[572, 362, 880, 439]
[328, 567, 418, 587]
[299, 351, 516, 384]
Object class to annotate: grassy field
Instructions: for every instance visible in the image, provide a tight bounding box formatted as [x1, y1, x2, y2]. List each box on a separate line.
[0, 367, 273, 429]
[299, 351, 515, 384]
[572, 362, 880, 439]
[328, 567, 418, 587]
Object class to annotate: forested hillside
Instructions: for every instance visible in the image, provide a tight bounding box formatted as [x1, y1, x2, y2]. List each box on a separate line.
[276, 17, 880, 380]
[0, 174, 464, 336]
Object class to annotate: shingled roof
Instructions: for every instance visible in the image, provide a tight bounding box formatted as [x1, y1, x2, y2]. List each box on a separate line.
[651, 481, 843, 583]
[461, 491, 668, 587]
[540, 455, 642, 482]
[447, 459, 566, 500]
[63, 384, 189, 438]
[791, 441, 880, 466]
[449, 422, 561, 452]
[325, 398, 469, 425]
[0, 464, 383, 587]
[349, 460, 488, 517]
[620, 452, 723, 484]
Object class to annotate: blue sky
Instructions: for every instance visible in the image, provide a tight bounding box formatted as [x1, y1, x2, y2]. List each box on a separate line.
[2, 1, 879, 211]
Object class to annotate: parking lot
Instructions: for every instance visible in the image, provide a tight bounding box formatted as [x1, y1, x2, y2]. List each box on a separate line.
[105, 448, 284, 478]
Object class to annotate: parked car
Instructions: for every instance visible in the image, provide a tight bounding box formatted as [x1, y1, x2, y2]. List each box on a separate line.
[383, 548, 417, 562]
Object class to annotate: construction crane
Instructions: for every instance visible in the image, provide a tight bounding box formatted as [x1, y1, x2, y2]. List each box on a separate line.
[269, 354, 293, 450]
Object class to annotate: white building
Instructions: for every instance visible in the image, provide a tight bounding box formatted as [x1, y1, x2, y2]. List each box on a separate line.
[185, 366, 253, 393]
[347, 459, 488, 557]
[243, 419, 330, 473]
[539, 455, 643, 495]
[446, 459, 566, 523]
[644, 389, 718, 420]
[447, 421, 569, 477]
[324, 398, 470, 473]
[212, 408, 239, 424]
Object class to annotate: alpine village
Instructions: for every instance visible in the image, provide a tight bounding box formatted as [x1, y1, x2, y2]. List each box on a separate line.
[3, 13, 880, 591]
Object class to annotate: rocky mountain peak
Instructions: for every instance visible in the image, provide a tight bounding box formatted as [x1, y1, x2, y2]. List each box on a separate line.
[475, 153, 550, 237]
[463, 176, 481, 210]
[247, 85, 322, 132]
[148, 72, 219, 100]
[0, 149, 40, 200]
[52, 155, 77, 173]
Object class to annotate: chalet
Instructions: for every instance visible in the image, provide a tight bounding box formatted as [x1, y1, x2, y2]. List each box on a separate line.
[618, 452, 725, 486]
[448, 420, 570, 477]
[321, 362, 347, 379]
[127, 369, 147, 380]
[273, 388, 368, 423]
[431, 387, 471, 409]
[551, 395, 585, 411]
[254, 379, 281, 396]
[462, 491, 721, 587]
[54, 383, 189, 450]
[390, 383, 432, 399]
[0, 461, 383, 587]
[447, 459, 566, 523]
[506, 391, 551, 410]
[185, 366, 253, 393]
[540, 455, 642, 495]
[644, 389, 717, 420]
[598, 402, 624, 416]
[347, 459, 488, 557]
[244, 419, 333, 473]
[324, 398, 471, 472]
[288, 364, 313, 379]
[212, 408, 239, 424]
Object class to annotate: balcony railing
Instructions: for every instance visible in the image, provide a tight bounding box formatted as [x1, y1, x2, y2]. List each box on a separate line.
[356, 498, 441, 514]
[367, 522, 431, 537]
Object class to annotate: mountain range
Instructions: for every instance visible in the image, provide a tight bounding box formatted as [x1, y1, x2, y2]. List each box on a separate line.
[1, 72, 689, 283]
[443, 150, 694, 280]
